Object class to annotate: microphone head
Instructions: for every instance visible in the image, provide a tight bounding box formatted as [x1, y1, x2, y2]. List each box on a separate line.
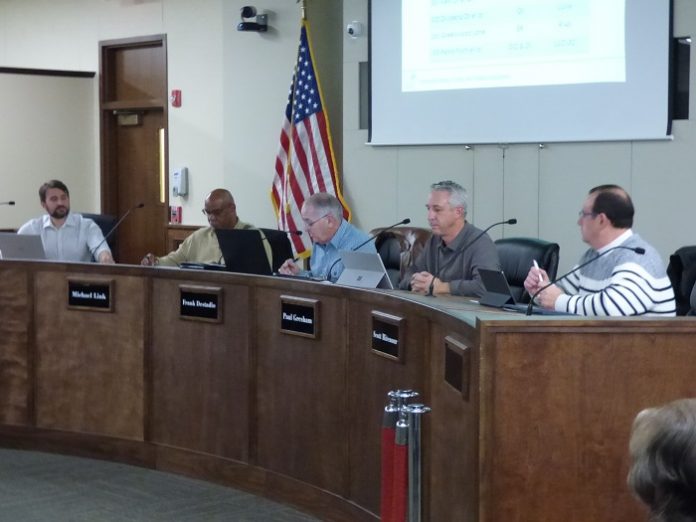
[9, 201, 15, 206]
[402, 218, 411, 225]
[507, 218, 517, 225]
[136, 203, 145, 208]
[634, 247, 646, 255]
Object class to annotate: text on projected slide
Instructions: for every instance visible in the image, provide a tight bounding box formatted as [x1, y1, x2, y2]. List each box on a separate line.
[402, 0, 626, 92]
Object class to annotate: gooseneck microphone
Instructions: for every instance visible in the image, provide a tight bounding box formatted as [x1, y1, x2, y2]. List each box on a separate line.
[433, 218, 517, 281]
[525, 245, 646, 316]
[352, 217, 411, 252]
[325, 217, 411, 281]
[89, 203, 145, 258]
[0, 201, 16, 206]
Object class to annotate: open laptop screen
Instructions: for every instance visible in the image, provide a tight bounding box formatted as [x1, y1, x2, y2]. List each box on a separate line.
[0, 233, 46, 260]
[336, 250, 393, 290]
[215, 229, 272, 276]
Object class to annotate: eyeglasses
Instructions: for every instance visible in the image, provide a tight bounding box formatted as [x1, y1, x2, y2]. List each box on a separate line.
[202, 206, 229, 217]
[302, 213, 329, 228]
[578, 210, 596, 219]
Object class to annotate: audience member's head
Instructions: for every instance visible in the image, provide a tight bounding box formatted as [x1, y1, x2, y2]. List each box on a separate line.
[628, 398, 696, 522]
[203, 189, 238, 229]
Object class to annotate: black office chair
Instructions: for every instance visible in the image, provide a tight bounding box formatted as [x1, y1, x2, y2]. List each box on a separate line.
[81, 212, 117, 257]
[666, 245, 696, 316]
[371, 227, 432, 288]
[374, 232, 407, 288]
[495, 237, 560, 304]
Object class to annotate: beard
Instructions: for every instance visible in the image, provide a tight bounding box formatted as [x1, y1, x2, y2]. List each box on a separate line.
[50, 206, 69, 219]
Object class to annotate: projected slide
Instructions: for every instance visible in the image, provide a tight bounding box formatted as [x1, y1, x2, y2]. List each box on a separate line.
[403, 0, 625, 92]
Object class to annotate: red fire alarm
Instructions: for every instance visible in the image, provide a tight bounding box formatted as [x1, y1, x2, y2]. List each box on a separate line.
[170, 89, 182, 108]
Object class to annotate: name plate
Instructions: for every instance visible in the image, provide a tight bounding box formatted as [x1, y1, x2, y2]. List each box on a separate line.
[67, 279, 113, 312]
[280, 295, 319, 339]
[371, 311, 404, 362]
[180, 285, 223, 323]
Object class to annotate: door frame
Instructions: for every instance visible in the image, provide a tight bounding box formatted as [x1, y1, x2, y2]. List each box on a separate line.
[98, 34, 168, 219]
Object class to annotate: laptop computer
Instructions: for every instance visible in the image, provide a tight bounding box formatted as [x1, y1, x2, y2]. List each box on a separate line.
[478, 268, 569, 315]
[335, 250, 394, 290]
[0, 233, 46, 260]
[478, 268, 517, 307]
[215, 229, 272, 276]
[258, 228, 294, 273]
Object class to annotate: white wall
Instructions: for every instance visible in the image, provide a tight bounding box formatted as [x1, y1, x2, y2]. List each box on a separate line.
[0, 0, 694, 273]
[0, 73, 96, 226]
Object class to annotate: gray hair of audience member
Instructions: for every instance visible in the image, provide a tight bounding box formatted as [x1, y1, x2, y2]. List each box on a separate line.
[627, 398, 696, 522]
[430, 180, 468, 214]
[304, 192, 344, 221]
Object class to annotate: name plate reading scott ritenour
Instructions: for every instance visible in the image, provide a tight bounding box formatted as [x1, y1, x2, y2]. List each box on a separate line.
[280, 295, 319, 339]
[180, 285, 223, 323]
[67, 279, 113, 312]
[371, 311, 405, 362]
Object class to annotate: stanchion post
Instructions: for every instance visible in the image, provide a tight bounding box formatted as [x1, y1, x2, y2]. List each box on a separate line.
[406, 403, 431, 522]
[393, 407, 410, 522]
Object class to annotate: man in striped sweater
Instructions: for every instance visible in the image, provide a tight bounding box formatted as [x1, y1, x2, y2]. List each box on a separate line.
[524, 185, 675, 316]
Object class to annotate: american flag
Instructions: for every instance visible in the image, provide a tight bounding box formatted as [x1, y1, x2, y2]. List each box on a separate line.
[271, 20, 351, 256]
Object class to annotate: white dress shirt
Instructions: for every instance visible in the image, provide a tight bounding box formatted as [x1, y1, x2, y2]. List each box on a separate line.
[17, 213, 111, 262]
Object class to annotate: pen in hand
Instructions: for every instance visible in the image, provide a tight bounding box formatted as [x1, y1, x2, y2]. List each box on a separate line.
[532, 259, 543, 283]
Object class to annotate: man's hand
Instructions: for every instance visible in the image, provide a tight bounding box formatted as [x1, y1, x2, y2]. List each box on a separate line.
[141, 253, 158, 266]
[523, 265, 549, 296]
[278, 258, 300, 276]
[97, 251, 115, 264]
[523, 265, 562, 309]
[410, 271, 450, 295]
[534, 284, 563, 309]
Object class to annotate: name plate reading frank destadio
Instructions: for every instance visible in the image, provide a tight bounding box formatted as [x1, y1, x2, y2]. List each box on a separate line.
[280, 295, 319, 339]
[371, 311, 405, 363]
[67, 279, 114, 312]
[180, 285, 223, 323]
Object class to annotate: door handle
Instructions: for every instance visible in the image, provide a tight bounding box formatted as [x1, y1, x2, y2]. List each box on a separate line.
[158, 128, 166, 203]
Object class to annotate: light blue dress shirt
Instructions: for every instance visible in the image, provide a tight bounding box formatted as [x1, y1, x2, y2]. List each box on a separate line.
[308, 219, 376, 282]
[17, 213, 111, 262]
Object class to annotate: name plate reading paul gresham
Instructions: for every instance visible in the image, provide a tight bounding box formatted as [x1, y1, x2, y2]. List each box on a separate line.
[280, 295, 319, 338]
[180, 285, 223, 323]
[67, 279, 113, 312]
[371, 311, 405, 362]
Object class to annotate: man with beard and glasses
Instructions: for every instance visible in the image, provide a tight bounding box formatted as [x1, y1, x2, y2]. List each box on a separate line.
[17, 179, 114, 264]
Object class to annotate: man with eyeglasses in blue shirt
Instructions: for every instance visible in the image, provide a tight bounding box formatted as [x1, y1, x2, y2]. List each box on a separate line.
[278, 192, 375, 282]
[141, 188, 269, 267]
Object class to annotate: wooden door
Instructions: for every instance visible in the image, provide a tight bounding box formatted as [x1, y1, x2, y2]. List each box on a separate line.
[99, 35, 168, 264]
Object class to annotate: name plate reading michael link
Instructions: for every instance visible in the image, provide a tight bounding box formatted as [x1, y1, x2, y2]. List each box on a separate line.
[67, 279, 113, 312]
[280, 295, 319, 339]
[371, 311, 404, 362]
[68, 278, 114, 312]
[180, 285, 223, 323]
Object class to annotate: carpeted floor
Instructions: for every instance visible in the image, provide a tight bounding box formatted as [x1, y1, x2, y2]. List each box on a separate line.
[0, 449, 319, 521]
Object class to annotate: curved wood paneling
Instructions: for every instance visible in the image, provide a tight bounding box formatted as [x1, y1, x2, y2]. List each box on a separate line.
[1, 260, 695, 521]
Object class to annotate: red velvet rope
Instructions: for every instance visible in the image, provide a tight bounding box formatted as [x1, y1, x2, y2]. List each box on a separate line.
[380, 426, 396, 522]
[392, 438, 408, 522]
